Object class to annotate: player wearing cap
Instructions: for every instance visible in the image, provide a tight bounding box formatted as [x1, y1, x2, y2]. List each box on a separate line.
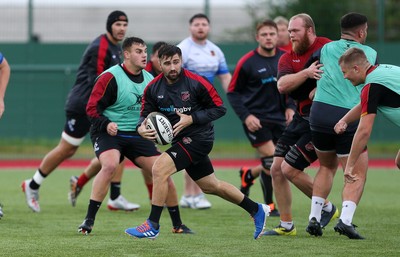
[21, 11, 141, 213]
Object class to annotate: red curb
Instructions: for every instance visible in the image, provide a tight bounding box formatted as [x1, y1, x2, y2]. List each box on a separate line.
[0, 158, 396, 169]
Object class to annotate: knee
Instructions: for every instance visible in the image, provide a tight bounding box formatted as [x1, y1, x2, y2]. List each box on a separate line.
[281, 162, 299, 181]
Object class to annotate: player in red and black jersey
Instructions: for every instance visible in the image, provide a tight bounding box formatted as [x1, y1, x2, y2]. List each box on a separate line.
[125, 44, 271, 240]
[227, 19, 296, 217]
[264, 13, 336, 236]
[22, 11, 142, 213]
[145, 41, 167, 77]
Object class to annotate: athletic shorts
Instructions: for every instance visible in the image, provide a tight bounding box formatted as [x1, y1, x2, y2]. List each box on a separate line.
[64, 111, 91, 139]
[311, 130, 355, 155]
[275, 114, 317, 163]
[242, 122, 285, 147]
[165, 136, 214, 181]
[310, 101, 360, 155]
[90, 131, 160, 165]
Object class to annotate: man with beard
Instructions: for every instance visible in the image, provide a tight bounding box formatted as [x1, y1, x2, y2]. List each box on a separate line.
[263, 13, 337, 236]
[78, 38, 193, 235]
[125, 44, 270, 240]
[227, 19, 296, 217]
[177, 13, 232, 210]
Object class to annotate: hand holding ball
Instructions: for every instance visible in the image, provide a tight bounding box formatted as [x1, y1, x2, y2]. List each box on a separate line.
[146, 112, 173, 145]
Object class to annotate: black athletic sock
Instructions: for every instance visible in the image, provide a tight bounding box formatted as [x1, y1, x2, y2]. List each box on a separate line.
[238, 195, 259, 216]
[260, 172, 273, 205]
[110, 182, 121, 200]
[167, 205, 182, 227]
[149, 204, 164, 229]
[30, 169, 47, 190]
[85, 199, 102, 220]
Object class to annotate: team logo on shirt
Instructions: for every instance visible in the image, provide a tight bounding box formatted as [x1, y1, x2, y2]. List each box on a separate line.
[183, 137, 192, 144]
[305, 142, 315, 152]
[210, 50, 215, 56]
[181, 91, 190, 102]
[128, 93, 142, 110]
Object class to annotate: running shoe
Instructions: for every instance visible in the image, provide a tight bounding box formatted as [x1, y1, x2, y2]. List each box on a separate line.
[252, 203, 270, 239]
[21, 179, 40, 212]
[263, 224, 297, 236]
[192, 193, 211, 209]
[172, 224, 194, 234]
[320, 204, 339, 228]
[107, 195, 140, 211]
[306, 217, 323, 237]
[125, 219, 160, 239]
[68, 176, 81, 207]
[334, 219, 365, 239]
[269, 208, 280, 217]
[239, 167, 254, 197]
[179, 195, 193, 208]
[78, 218, 94, 235]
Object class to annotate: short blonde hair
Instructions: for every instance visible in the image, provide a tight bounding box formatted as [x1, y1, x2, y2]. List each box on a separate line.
[338, 47, 368, 66]
[290, 13, 316, 34]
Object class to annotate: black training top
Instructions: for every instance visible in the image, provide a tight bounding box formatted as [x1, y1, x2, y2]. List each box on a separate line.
[227, 48, 295, 125]
[139, 68, 226, 143]
[65, 34, 122, 114]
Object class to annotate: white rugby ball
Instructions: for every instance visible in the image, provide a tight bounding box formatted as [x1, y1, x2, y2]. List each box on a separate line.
[146, 112, 173, 145]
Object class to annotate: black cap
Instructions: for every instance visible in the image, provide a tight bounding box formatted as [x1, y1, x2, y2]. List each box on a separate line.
[341, 12, 367, 29]
[106, 10, 128, 34]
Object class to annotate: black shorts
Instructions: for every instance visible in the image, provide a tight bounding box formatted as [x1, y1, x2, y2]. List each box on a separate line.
[91, 131, 160, 165]
[275, 114, 317, 162]
[310, 101, 358, 134]
[311, 130, 355, 155]
[64, 111, 91, 139]
[242, 122, 285, 147]
[165, 137, 214, 181]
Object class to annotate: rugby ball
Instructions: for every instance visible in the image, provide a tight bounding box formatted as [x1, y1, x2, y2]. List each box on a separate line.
[146, 112, 173, 145]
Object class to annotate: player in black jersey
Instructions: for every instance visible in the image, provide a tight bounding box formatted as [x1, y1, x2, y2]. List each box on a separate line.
[227, 19, 295, 217]
[125, 44, 270, 240]
[22, 11, 142, 212]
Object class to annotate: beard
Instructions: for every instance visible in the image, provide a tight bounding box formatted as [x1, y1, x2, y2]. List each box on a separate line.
[292, 33, 311, 55]
[166, 70, 180, 83]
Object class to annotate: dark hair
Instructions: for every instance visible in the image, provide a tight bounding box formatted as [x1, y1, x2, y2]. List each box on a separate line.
[341, 12, 368, 29]
[189, 13, 210, 24]
[152, 41, 168, 54]
[158, 44, 182, 59]
[122, 37, 145, 51]
[256, 19, 278, 32]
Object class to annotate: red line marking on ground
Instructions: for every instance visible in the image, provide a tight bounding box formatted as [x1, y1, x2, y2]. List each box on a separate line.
[0, 159, 396, 169]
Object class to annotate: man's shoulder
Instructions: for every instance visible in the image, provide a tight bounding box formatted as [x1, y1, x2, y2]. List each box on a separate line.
[177, 37, 191, 48]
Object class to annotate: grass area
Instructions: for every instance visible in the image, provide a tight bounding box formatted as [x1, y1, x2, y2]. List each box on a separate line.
[1, 167, 400, 256]
[0, 138, 398, 160]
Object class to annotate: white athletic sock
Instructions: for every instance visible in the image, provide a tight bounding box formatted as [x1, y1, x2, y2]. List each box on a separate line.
[280, 220, 293, 230]
[340, 201, 357, 226]
[32, 170, 45, 185]
[309, 196, 325, 222]
[322, 201, 333, 212]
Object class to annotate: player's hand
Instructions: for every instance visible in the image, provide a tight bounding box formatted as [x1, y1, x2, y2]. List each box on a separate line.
[173, 111, 193, 136]
[244, 114, 262, 132]
[344, 167, 358, 183]
[137, 118, 157, 140]
[285, 109, 295, 126]
[307, 60, 324, 80]
[107, 122, 118, 136]
[334, 120, 347, 134]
